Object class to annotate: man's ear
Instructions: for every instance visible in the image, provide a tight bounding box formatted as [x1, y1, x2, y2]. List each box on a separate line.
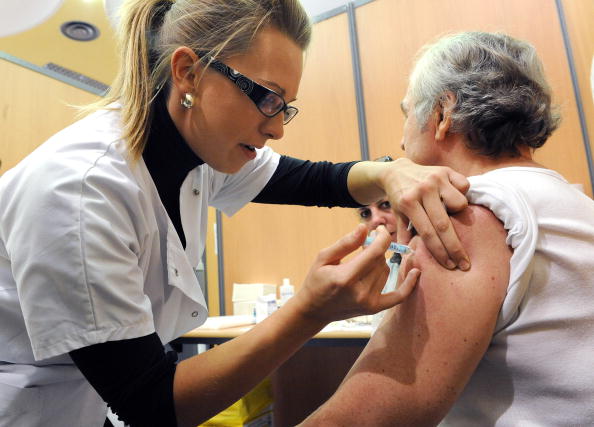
[434, 92, 456, 142]
[170, 46, 201, 94]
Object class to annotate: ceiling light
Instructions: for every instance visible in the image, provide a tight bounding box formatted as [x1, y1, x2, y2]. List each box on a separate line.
[0, 0, 64, 37]
[60, 21, 100, 42]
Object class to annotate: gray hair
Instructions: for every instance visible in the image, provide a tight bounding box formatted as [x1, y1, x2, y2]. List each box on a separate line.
[408, 31, 561, 157]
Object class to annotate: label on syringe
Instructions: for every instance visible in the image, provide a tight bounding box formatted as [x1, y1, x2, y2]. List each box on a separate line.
[363, 235, 413, 255]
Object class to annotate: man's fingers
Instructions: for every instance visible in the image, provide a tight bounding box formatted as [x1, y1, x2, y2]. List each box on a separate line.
[375, 268, 420, 311]
[316, 223, 368, 266]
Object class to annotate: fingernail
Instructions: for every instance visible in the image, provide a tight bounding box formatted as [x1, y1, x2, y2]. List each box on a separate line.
[446, 259, 456, 269]
[458, 259, 470, 271]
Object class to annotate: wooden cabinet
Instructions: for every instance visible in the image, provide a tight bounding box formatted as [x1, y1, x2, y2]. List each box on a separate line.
[0, 59, 98, 176]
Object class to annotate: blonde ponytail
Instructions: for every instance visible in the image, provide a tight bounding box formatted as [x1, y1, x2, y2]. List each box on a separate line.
[86, 0, 311, 161]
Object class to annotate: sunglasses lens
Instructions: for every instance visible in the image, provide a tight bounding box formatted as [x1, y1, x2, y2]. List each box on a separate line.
[283, 106, 298, 124]
[258, 92, 284, 116]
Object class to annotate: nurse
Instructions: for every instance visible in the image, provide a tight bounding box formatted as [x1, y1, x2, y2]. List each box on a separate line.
[0, 1, 469, 426]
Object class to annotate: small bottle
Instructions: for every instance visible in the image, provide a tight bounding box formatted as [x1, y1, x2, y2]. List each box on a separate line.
[279, 278, 294, 306]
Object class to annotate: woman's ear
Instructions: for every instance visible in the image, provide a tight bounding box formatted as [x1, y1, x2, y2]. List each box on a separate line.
[170, 46, 201, 94]
[434, 92, 456, 141]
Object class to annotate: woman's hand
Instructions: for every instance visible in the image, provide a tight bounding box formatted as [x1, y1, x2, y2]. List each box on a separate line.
[381, 158, 470, 270]
[292, 224, 420, 324]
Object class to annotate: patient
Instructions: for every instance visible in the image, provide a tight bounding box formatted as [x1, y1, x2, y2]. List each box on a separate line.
[302, 31, 594, 425]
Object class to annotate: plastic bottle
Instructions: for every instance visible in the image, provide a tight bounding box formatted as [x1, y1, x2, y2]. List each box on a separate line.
[279, 278, 294, 306]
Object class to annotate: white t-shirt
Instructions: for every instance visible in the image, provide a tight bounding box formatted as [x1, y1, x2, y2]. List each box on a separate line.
[441, 167, 594, 425]
[0, 107, 279, 426]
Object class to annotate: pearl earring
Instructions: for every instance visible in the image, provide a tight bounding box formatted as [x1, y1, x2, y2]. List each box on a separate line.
[181, 93, 194, 109]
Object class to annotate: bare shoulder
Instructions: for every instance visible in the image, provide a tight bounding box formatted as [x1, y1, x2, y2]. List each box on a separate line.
[450, 204, 510, 258]
[403, 204, 511, 299]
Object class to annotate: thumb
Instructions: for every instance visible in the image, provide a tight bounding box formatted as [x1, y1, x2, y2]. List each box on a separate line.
[374, 268, 420, 312]
[316, 223, 368, 266]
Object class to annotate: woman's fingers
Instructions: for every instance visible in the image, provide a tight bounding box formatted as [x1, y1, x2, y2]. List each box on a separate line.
[347, 225, 392, 276]
[421, 189, 469, 270]
[397, 187, 454, 267]
[389, 163, 470, 270]
[315, 223, 368, 266]
[375, 268, 420, 312]
[297, 224, 415, 322]
[447, 168, 470, 195]
[439, 170, 469, 214]
[395, 213, 413, 245]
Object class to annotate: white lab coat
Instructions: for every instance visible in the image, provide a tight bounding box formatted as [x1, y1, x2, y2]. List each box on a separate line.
[0, 107, 279, 426]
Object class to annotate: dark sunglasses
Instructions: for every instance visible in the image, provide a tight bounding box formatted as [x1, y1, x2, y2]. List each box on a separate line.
[207, 58, 298, 124]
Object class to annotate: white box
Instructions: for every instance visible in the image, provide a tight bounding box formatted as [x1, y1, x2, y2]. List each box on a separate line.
[233, 300, 257, 316]
[232, 283, 277, 302]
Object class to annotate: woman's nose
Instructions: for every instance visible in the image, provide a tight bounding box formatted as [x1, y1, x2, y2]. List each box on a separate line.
[370, 213, 387, 229]
[260, 113, 284, 140]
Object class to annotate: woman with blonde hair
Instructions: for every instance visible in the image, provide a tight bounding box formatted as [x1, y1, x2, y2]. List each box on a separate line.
[0, 1, 470, 426]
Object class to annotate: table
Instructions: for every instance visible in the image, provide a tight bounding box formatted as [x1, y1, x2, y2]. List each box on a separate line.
[174, 324, 371, 348]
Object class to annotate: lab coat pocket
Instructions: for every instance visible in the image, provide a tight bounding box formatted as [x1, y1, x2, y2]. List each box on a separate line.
[166, 222, 207, 309]
[0, 384, 42, 426]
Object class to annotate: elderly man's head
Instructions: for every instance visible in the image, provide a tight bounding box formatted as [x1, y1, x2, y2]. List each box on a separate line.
[401, 32, 560, 164]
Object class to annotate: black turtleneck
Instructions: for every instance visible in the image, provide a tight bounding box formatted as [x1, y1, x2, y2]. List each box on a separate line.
[143, 90, 204, 248]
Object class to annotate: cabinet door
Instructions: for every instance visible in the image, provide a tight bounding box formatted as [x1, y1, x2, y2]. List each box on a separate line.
[0, 59, 98, 175]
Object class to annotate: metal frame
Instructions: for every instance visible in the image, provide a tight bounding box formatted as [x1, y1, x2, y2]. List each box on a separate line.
[347, 2, 371, 160]
[555, 0, 594, 195]
[310, 0, 375, 24]
[0, 50, 108, 96]
[215, 210, 227, 315]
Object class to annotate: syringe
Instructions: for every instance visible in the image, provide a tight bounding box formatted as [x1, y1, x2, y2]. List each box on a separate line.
[363, 235, 414, 255]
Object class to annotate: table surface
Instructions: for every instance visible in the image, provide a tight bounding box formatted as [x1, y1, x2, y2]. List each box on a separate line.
[182, 324, 372, 339]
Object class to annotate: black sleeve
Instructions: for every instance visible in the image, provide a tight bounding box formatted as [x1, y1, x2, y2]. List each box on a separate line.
[69, 333, 178, 427]
[252, 155, 364, 208]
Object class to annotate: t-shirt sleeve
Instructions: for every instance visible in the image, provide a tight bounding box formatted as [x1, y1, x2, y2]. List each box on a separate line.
[6, 146, 155, 360]
[467, 175, 538, 332]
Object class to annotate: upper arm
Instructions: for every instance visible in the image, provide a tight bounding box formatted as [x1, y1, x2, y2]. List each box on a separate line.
[304, 205, 511, 426]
